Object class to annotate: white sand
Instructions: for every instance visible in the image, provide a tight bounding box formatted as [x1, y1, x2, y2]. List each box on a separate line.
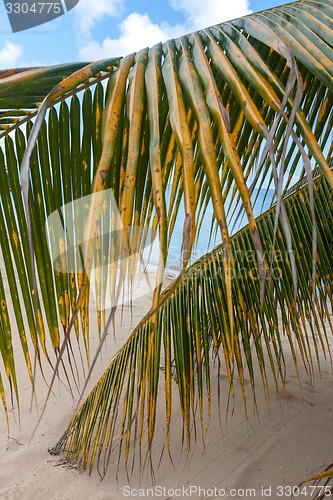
[1, 270, 333, 500]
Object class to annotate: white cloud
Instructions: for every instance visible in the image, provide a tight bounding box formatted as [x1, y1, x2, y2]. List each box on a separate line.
[74, 0, 125, 36]
[0, 42, 23, 69]
[79, 12, 184, 60]
[169, 0, 252, 30]
[77, 0, 252, 61]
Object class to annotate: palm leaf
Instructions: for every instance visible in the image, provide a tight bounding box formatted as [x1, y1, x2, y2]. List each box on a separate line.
[0, 61, 118, 132]
[302, 462, 333, 499]
[0, 0, 331, 477]
[51, 165, 333, 475]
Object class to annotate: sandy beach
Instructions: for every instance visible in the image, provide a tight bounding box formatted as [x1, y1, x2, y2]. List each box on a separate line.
[1, 265, 333, 500]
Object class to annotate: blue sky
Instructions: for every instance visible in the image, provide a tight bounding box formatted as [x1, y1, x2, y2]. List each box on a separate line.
[0, 0, 284, 69]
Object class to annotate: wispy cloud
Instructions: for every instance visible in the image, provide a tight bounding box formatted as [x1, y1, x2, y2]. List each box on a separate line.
[0, 41, 23, 69]
[73, 0, 125, 36]
[169, 0, 251, 30]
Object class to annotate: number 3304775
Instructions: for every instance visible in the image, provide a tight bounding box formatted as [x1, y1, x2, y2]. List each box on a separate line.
[5, 3, 62, 14]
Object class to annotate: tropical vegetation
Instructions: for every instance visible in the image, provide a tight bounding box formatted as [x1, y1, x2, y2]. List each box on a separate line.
[0, 0, 333, 489]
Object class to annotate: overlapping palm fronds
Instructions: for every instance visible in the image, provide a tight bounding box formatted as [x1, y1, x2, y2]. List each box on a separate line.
[51, 166, 333, 475]
[0, 0, 332, 477]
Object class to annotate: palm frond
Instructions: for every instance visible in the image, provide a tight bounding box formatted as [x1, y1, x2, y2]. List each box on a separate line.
[302, 462, 333, 499]
[0, 61, 118, 133]
[52, 166, 333, 475]
[0, 0, 331, 470]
